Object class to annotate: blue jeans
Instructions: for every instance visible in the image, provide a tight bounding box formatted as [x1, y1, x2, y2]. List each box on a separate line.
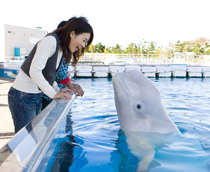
[8, 87, 42, 133]
[41, 97, 52, 110]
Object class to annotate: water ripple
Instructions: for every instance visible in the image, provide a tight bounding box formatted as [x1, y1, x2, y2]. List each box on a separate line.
[45, 78, 210, 172]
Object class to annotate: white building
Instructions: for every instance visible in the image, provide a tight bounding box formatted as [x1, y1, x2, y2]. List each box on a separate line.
[0, 24, 47, 62]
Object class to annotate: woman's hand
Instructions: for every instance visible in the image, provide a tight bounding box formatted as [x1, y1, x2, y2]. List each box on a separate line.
[60, 88, 74, 93]
[71, 79, 76, 82]
[63, 80, 84, 97]
[53, 89, 73, 99]
[72, 84, 84, 97]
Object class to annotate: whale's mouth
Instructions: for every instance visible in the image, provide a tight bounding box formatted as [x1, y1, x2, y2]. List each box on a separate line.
[114, 73, 130, 97]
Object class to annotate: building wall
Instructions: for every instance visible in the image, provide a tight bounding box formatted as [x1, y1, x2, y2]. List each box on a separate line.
[4, 24, 48, 61]
[0, 23, 5, 62]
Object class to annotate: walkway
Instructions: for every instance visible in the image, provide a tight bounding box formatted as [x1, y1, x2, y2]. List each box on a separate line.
[0, 78, 14, 148]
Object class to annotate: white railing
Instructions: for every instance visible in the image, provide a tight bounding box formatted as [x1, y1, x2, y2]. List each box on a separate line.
[79, 53, 210, 65]
[4, 53, 210, 65]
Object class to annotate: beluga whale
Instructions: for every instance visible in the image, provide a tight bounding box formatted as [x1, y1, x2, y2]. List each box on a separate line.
[112, 70, 180, 134]
[112, 70, 180, 172]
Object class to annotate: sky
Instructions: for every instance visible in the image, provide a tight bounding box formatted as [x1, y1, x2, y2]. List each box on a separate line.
[1, 0, 210, 48]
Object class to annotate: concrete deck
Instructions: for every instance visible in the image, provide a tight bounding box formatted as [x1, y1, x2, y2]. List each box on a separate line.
[0, 78, 14, 149]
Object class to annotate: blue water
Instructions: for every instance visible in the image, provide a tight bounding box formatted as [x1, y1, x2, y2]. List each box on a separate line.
[41, 78, 210, 172]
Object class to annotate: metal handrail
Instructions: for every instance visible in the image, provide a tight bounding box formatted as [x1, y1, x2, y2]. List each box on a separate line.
[0, 94, 76, 172]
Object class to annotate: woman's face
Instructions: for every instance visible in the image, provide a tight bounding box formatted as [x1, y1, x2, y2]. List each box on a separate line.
[69, 31, 91, 53]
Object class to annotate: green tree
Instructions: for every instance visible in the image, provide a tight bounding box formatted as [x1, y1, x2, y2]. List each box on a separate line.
[125, 43, 137, 54]
[93, 43, 105, 53]
[174, 40, 184, 52]
[204, 42, 210, 55]
[111, 44, 123, 54]
[193, 44, 204, 55]
[141, 40, 152, 54]
[86, 44, 94, 53]
[147, 41, 156, 54]
[104, 46, 112, 53]
[155, 47, 161, 54]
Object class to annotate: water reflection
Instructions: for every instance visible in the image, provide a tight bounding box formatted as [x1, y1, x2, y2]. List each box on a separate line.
[45, 78, 210, 172]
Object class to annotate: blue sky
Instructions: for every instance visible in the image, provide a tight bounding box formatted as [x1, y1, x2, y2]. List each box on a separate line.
[1, 0, 210, 47]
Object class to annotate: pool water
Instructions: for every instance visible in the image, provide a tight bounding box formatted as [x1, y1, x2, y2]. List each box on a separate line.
[42, 78, 210, 172]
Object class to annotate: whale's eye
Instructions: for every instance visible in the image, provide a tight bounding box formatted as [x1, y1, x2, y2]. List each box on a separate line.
[137, 104, 141, 109]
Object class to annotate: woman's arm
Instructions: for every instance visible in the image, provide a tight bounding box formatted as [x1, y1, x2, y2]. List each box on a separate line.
[29, 36, 62, 98]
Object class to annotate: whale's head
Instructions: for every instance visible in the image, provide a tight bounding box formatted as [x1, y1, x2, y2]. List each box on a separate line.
[112, 70, 180, 133]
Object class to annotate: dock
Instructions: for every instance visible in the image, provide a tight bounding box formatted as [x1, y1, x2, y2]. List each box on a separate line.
[71, 64, 210, 78]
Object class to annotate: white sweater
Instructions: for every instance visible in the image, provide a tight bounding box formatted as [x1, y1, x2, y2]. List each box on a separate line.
[12, 35, 63, 99]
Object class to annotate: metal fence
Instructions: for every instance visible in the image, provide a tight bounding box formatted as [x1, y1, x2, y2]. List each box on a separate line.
[79, 53, 210, 65]
[5, 53, 210, 65]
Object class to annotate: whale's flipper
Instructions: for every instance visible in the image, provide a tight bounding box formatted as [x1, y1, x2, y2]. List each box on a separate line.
[135, 147, 155, 172]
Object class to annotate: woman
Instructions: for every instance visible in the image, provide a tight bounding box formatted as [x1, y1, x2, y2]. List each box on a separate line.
[41, 20, 84, 110]
[8, 17, 94, 133]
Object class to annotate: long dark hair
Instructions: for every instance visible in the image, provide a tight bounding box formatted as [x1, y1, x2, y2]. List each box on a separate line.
[51, 17, 94, 66]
